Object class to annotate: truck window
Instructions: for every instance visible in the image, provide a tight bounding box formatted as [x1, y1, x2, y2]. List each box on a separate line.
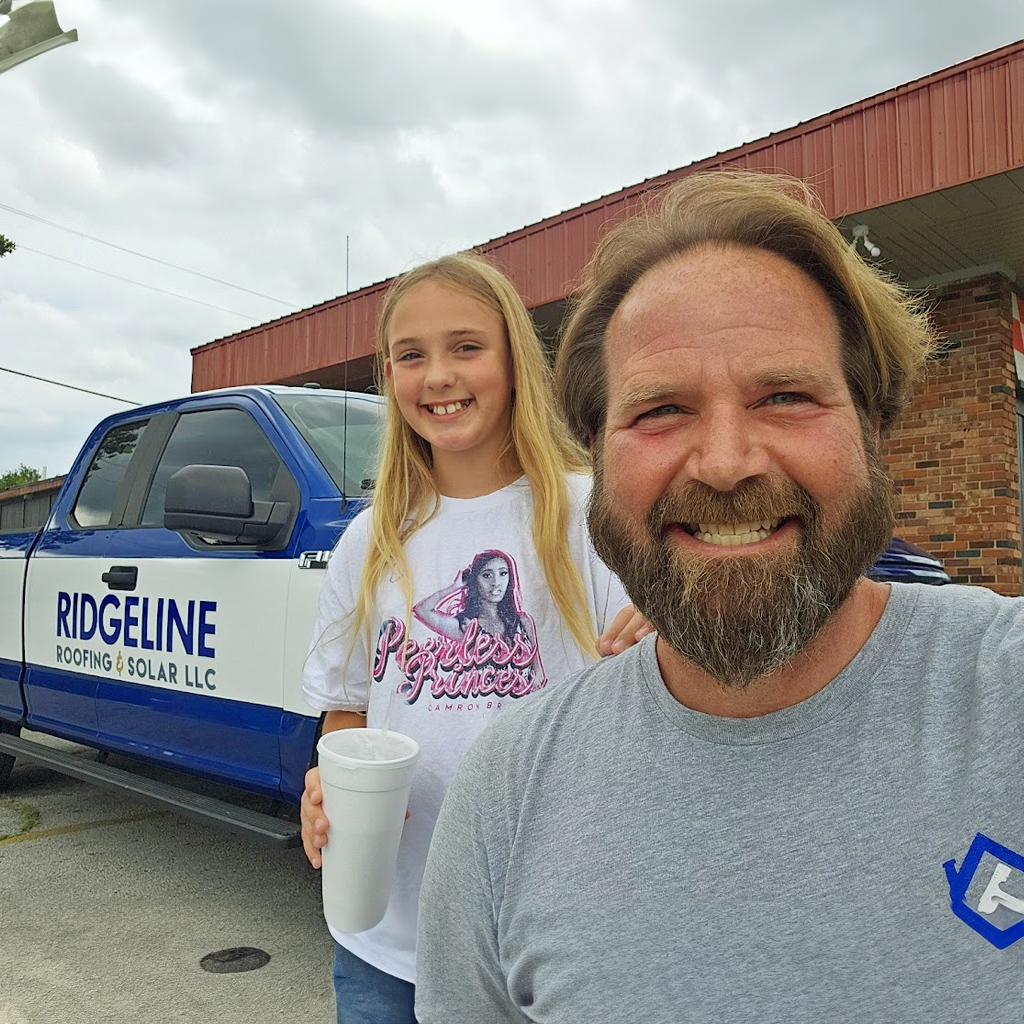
[140, 407, 291, 526]
[71, 420, 150, 528]
[273, 393, 382, 495]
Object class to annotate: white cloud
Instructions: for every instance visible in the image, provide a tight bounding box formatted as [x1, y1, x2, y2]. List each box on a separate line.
[0, 0, 1021, 478]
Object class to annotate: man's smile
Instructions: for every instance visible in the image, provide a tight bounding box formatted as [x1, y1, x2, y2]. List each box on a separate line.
[687, 518, 785, 546]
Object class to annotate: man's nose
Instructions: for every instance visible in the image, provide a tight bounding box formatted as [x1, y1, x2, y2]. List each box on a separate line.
[683, 405, 770, 492]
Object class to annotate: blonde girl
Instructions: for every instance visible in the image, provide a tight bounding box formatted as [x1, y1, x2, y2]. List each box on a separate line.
[300, 252, 646, 1024]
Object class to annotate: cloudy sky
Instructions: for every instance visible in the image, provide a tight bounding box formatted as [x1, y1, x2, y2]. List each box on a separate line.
[1, 0, 1022, 480]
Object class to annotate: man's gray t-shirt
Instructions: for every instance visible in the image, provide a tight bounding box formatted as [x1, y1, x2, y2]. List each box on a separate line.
[416, 584, 1024, 1023]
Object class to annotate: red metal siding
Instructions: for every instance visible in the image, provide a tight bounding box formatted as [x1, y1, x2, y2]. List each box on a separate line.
[193, 41, 1024, 392]
[191, 284, 387, 392]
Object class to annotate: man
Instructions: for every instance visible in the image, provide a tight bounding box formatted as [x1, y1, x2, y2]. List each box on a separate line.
[415, 172, 1024, 1023]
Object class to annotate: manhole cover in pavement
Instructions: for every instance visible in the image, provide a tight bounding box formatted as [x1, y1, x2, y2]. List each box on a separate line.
[200, 947, 271, 974]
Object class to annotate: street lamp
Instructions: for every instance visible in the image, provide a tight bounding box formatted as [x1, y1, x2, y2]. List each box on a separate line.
[0, 0, 77, 75]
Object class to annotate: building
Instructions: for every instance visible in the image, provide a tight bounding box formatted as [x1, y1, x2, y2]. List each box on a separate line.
[0, 475, 65, 532]
[191, 41, 1024, 596]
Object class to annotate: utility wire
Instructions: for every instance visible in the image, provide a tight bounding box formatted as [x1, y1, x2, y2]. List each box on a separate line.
[0, 365, 139, 405]
[0, 200, 299, 307]
[19, 245, 259, 320]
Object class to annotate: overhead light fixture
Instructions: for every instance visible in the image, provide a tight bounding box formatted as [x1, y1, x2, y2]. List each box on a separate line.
[850, 224, 881, 259]
[0, 0, 78, 75]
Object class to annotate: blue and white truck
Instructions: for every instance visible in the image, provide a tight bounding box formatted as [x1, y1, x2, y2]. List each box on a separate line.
[0, 385, 383, 845]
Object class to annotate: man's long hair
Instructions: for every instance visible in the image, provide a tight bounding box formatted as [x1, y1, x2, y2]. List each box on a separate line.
[555, 170, 938, 444]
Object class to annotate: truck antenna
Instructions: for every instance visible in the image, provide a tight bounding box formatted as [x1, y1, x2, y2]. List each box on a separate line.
[341, 234, 350, 512]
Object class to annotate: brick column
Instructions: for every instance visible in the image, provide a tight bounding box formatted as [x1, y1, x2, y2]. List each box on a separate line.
[881, 273, 1022, 596]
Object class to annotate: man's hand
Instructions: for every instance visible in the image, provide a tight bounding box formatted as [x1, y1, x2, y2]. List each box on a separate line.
[597, 603, 653, 656]
[300, 765, 329, 869]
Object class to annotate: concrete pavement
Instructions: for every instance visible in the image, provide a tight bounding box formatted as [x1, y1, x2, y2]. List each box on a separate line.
[0, 732, 336, 1024]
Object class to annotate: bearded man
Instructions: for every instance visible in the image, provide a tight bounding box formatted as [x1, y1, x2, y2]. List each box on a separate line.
[415, 172, 1024, 1024]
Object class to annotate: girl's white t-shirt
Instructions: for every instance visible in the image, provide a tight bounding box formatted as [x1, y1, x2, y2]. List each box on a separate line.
[302, 474, 629, 982]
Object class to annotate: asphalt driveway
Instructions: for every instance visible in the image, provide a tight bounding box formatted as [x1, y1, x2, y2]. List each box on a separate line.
[0, 732, 335, 1024]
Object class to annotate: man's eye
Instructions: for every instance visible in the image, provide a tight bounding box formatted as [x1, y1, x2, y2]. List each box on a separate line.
[636, 404, 680, 421]
[764, 392, 811, 406]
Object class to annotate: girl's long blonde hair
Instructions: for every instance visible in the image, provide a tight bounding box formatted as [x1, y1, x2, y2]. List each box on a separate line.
[350, 251, 597, 668]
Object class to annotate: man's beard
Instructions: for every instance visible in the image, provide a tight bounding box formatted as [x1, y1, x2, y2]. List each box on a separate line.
[588, 438, 895, 689]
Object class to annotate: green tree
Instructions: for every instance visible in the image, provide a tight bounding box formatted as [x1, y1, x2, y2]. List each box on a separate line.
[0, 464, 40, 492]
[0, 233, 14, 259]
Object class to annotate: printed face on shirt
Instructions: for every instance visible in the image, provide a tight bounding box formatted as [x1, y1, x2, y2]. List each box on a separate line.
[474, 557, 510, 605]
[384, 281, 514, 471]
[377, 549, 548, 706]
[587, 244, 895, 686]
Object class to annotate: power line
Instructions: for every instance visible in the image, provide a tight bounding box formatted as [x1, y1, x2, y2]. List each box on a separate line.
[0, 365, 140, 405]
[18, 245, 260, 319]
[0, 200, 299, 307]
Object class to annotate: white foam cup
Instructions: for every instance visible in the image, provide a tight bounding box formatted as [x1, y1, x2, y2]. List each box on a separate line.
[316, 728, 420, 934]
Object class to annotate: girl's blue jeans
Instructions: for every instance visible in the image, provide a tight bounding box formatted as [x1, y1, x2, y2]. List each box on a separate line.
[333, 942, 416, 1024]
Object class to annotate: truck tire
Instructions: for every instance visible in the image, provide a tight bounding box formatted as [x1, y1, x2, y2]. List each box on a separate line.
[0, 720, 19, 790]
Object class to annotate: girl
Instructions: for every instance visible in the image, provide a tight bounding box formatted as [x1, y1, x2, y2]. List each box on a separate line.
[300, 252, 647, 1024]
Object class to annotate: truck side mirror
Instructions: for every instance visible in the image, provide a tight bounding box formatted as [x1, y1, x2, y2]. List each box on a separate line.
[164, 465, 292, 547]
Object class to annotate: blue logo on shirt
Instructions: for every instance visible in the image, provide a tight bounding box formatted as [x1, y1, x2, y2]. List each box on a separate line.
[944, 833, 1024, 949]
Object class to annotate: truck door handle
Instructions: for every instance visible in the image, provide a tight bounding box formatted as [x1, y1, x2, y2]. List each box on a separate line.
[101, 565, 138, 591]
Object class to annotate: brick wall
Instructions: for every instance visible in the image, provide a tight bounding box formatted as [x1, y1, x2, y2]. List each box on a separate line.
[882, 273, 1022, 596]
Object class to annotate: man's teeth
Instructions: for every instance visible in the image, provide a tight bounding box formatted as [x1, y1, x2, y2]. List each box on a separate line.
[693, 520, 781, 546]
[428, 401, 468, 416]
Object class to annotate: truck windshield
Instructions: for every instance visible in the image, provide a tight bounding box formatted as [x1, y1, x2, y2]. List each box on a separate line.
[274, 392, 383, 496]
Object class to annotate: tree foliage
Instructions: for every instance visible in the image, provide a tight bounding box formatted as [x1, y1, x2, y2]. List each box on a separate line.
[0, 233, 14, 259]
[0, 464, 41, 492]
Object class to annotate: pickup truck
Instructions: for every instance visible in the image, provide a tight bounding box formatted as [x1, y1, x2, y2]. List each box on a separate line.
[0, 385, 383, 845]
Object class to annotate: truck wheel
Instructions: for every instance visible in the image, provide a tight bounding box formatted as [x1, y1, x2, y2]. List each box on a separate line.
[0, 720, 19, 790]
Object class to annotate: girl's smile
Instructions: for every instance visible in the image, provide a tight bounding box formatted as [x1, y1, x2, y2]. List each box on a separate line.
[423, 398, 473, 417]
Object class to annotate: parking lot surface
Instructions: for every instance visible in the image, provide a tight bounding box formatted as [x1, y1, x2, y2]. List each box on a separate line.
[0, 732, 336, 1024]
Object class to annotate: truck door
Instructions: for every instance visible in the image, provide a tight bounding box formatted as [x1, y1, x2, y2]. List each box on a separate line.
[23, 416, 154, 741]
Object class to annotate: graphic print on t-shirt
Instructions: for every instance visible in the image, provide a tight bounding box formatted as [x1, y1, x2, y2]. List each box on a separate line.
[372, 549, 547, 707]
[944, 832, 1024, 948]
